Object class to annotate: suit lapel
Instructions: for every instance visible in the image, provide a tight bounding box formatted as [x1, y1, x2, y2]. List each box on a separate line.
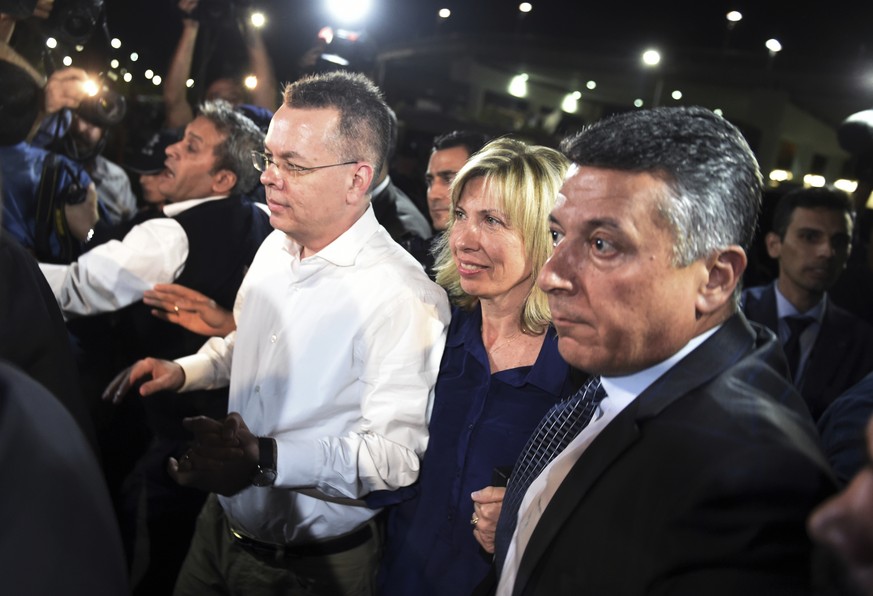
[512, 315, 757, 596]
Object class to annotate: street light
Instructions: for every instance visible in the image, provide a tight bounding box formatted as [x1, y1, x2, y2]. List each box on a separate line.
[642, 49, 663, 107]
[765, 38, 782, 55]
[326, 0, 372, 27]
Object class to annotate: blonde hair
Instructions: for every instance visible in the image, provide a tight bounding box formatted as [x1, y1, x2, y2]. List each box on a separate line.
[433, 137, 568, 335]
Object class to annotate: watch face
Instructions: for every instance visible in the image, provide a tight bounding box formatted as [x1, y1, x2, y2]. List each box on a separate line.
[252, 468, 277, 487]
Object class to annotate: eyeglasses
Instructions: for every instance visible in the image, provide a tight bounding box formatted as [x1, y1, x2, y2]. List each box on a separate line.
[251, 151, 357, 177]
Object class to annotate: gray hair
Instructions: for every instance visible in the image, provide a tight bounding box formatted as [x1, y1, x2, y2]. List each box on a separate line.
[197, 100, 264, 195]
[282, 71, 391, 188]
[561, 106, 763, 269]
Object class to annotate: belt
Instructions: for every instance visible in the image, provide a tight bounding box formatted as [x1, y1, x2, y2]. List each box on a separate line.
[229, 522, 374, 559]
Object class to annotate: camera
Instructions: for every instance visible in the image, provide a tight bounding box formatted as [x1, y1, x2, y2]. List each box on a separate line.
[77, 86, 127, 128]
[190, 0, 252, 24]
[43, 0, 104, 45]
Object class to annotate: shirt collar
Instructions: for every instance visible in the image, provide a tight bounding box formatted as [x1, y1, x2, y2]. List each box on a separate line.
[773, 283, 826, 324]
[285, 204, 380, 267]
[162, 194, 228, 217]
[601, 325, 721, 407]
[371, 175, 390, 197]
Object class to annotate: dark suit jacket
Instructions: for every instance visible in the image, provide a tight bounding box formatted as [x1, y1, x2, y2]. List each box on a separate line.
[0, 360, 129, 595]
[510, 314, 835, 596]
[742, 283, 873, 420]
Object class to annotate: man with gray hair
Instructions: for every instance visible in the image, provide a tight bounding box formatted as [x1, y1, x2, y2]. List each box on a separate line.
[487, 106, 835, 595]
[39, 99, 272, 595]
[110, 71, 450, 595]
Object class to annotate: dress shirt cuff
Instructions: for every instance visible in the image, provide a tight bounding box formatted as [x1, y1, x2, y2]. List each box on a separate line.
[176, 352, 224, 392]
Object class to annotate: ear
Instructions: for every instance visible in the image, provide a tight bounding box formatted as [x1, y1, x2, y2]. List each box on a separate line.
[210, 169, 237, 195]
[347, 162, 375, 206]
[695, 246, 747, 316]
[764, 231, 782, 260]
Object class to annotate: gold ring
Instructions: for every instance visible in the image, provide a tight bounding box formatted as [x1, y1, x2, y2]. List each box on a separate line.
[174, 304, 180, 313]
[470, 515, 479, 526]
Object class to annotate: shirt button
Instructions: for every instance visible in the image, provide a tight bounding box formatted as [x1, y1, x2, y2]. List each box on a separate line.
[270, 334, 278, 343]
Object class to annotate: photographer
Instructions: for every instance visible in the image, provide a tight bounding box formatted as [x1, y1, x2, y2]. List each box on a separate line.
[163, 0, 278, 130]
[0, 58, 99, 263]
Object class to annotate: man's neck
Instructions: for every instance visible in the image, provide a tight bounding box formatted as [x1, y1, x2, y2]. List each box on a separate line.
[775, 277, 824, 314]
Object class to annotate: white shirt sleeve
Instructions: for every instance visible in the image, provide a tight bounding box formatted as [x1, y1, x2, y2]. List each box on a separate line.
[275, 293, 449, 498]
[39, 218, 189, 317]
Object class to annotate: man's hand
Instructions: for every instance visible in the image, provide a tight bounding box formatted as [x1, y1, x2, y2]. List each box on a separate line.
[44, 67, 90, 114]
[102, 357, 186, 404]
[143, 283, 236, 337]
[471, 486, 505, 554]
[32, 0, 54, 18]
[168, 412, 260, 495]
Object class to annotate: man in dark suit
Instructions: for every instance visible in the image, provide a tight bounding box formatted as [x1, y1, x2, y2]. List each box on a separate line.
[742, 186, 873, 421]
[489, 106, 836, 595]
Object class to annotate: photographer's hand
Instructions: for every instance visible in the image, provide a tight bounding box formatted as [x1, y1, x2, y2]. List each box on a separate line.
[44, 67, 90, 114]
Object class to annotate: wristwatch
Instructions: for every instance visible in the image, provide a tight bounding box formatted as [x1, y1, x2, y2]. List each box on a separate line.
[252, 436, 277, 487]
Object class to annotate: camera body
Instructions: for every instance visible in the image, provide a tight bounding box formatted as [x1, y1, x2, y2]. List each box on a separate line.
[77, 86, 127, 129]
[43, 0, 104, 45]
[190, 0, 252, 24]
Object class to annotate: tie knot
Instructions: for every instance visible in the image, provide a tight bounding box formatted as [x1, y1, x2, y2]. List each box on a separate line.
[784, 315, 813, 337]
[578, 376, 606, 403]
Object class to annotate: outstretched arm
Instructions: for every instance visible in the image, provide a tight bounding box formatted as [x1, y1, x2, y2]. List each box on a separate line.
[163, 0, 199, 129]
[239, 13, 278, 112]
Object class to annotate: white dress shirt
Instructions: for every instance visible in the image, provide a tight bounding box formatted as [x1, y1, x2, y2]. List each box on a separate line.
[177, 207, 451, 543]
[497, 326, 720, 595]
[39, 196, 227, 317]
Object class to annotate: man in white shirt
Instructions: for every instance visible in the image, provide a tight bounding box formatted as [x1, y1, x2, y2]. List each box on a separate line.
[488, 106, 836, 595]
[111, 71, 450, 595]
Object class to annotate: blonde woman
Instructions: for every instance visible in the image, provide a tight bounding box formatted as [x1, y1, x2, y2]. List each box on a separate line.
[379, 137, 581, 595]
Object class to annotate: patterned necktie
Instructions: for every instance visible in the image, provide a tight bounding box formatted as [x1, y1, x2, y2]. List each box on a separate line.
[494, 376, 607, 572]
[783, 315, 813, 382]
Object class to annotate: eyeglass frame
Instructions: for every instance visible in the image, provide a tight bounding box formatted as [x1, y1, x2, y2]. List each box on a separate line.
[251, 150, 358, 177]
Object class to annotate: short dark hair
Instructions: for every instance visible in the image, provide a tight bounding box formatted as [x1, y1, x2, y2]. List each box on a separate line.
[561, 106, 763, 267]
[196, 100, 264, 194]
[432, 130, 491, 158]
[0, 60, 43, 146]
[771, 186, 855, 239]
[283, 70, 391, 186]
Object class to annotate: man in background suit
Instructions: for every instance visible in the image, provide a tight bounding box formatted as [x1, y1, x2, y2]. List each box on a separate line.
[743, 186, 873, 421]
[492, 106, 836, 595]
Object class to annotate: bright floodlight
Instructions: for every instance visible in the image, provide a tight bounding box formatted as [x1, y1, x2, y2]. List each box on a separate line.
[438, 8, 450, 18]
[508, 73, 528, 98]
[75, 44, 84, 52]
[765, 38, 782, 53]
[713, 108, 724, 117]
[62, 56, 72, 66]
[110, 59, 119, 69]
[123, 72, 133, 82]
[586, 80, 596, 90]
[110, 37, 121, 49]
[245, 75, 258, 90]
[152, 75, 162, 86]
[671, 90, 682, 100]
[46, 37, 58, 49]
[769, 169, 792, 182]
[186, 78, 194, 88]
[633, 99, 644, 108]
[251, 12, 266, 28]
[561, 91, 580, 114]
[834, 179, 858, 193]
[804, 174, 826, 188]
[83, 79, 99, 96]
[642, 49, 661, 66]
[519, 2, 532, 12]
[326, 0, 372, 26]
[145, 69, 154, 80]
[726, 11, 742, 23]
[130, 52, 138, 62]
